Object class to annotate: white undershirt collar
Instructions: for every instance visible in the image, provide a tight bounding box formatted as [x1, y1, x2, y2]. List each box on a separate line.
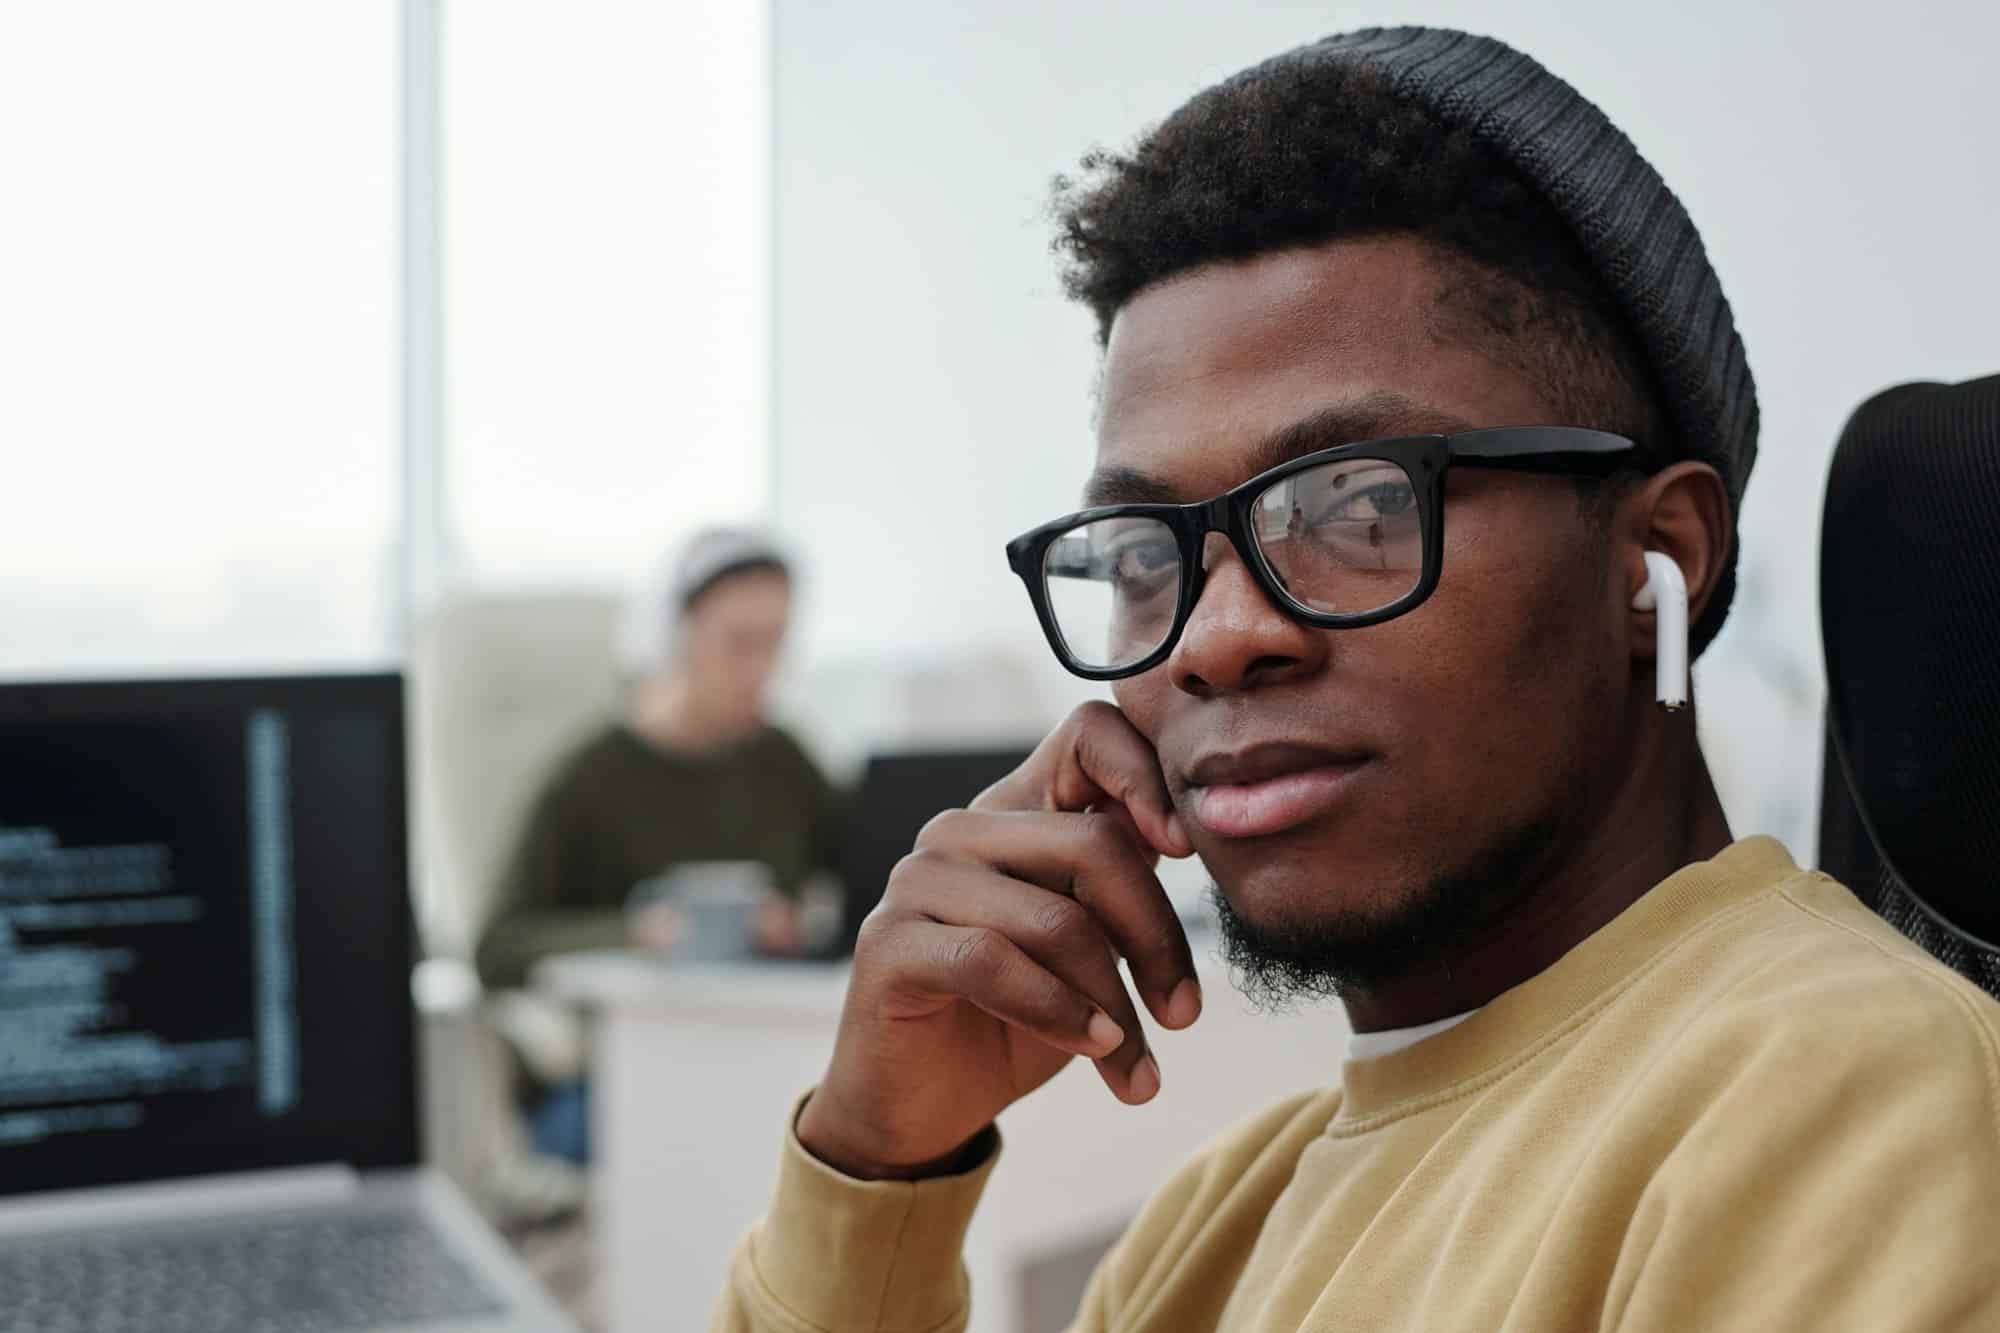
[1343, 1008, 1480, 1062]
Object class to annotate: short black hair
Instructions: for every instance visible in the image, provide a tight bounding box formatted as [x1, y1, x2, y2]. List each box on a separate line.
[1051, 58, 1736, 654]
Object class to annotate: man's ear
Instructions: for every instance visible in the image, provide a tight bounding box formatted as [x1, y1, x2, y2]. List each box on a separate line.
[1618, 461, 1732, 650]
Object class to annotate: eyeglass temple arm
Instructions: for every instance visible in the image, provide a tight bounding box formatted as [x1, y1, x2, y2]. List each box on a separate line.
[1456, 428, 1640, 470]
[1448, 426, 1637, 460]
[1447, 427, 1638, 477]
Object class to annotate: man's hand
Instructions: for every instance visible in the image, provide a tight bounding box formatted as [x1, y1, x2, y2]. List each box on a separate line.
[796, 701, 1200, 1180]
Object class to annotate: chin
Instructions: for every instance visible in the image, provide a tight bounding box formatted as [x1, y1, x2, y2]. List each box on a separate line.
[1207, 854, 1444, 1007]
[1208, 822, 1415, 921]
[721, 705, 765, 731]
[1208, 811, 1564, 1005]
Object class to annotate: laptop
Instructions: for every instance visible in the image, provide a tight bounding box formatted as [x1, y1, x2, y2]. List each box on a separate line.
[832, 746, 1036, 955]
[0, 673, 574, 1333]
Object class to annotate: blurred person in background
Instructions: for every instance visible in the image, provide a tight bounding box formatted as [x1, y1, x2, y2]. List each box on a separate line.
[476, 527, 842, 1163]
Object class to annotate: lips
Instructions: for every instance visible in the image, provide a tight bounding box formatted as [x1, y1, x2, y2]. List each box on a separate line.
[1184, 742, 1372, 840]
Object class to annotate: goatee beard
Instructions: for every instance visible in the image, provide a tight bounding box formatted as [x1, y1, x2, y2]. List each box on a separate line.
[1209, 815, 1558, 1013]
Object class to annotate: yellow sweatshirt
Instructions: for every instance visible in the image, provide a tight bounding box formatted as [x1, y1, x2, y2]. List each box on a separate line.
[714, 838, 2000, 1331]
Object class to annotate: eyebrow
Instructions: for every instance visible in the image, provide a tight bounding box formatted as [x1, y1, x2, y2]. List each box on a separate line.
[1082, 392, 1476, 507]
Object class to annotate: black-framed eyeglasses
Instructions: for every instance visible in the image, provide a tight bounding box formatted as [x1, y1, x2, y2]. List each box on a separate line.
[1005, 425, 1636, 681]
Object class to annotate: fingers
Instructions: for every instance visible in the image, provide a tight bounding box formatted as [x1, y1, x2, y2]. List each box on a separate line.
[887, 918, 1159, 1105]
[913, 808, 1200, 1032]
[977, 701, 1192, 861]
[1059, 702, 1192, 859]
[858, 700, 1199, 1114]
[889, 854, 1158, 1096]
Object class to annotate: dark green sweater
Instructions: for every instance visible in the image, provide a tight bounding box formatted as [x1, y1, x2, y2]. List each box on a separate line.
[474, 724, 841, 988]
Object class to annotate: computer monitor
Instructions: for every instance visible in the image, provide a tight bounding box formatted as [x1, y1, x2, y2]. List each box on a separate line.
[834, 747, 1036, 954]
[0, 674, 416, 1198]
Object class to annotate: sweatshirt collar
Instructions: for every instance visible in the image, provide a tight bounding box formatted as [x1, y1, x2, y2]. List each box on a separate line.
[1334, 837, 1798, 1126]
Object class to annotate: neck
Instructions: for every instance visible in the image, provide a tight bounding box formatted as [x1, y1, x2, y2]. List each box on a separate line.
[630, 674, 755, 752]
[1340, 702, 1732, 1034]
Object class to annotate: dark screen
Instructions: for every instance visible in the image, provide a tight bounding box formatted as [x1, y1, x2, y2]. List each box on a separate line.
[834, 747, 1035, 953]
[0, 675, 415, 1197]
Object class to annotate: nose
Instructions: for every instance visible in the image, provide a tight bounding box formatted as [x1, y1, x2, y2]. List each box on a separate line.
[1167, 532, 1327, 697]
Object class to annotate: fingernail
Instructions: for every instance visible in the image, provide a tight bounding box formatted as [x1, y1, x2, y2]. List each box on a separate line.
[1166, 813, 1191, 853]
[1086, 1009, 1125, 1055]
[1130, 1053, 1161, 1102]
[1167, 977, 1202, 1029]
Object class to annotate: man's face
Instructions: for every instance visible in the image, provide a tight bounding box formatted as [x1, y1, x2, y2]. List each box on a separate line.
[1100, 236, 1633, 984]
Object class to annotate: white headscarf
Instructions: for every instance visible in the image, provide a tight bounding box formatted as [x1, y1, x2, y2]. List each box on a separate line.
[627, 526, 790, 670]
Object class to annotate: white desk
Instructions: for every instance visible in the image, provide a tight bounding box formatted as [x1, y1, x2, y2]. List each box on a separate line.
[539, 946, 1350, 1333]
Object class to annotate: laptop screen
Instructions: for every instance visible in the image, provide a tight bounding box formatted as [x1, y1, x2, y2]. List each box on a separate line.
[834, 747, 1036, 954]
[0, 674, 417, 1197]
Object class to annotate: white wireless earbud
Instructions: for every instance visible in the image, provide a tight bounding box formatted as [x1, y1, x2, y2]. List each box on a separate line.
[1631, 550, 1688, 710]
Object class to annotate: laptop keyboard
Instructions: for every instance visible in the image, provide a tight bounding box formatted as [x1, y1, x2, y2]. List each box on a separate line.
[0, 1208, 509, 1332]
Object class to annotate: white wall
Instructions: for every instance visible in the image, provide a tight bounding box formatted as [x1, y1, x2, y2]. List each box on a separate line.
[773, 0, 2000, 857]
[0, 2, 399, 678]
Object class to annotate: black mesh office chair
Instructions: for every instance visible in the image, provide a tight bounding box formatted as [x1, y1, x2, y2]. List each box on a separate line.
[1819, 374, 2000, 999]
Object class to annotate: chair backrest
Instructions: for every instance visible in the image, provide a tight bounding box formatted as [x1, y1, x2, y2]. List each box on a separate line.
[410, 589, 623, 959]
[1819, 374, 2000, 997]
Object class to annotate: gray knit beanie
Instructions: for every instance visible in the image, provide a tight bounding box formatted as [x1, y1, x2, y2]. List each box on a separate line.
[671, 526, 791, 612]
[1290, 27, 1759, 510]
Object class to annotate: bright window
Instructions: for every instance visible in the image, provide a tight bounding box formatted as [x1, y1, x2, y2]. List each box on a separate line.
[0, 3, 398, 678]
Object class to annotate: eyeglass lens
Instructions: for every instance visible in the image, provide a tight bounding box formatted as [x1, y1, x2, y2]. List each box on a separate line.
[1040, 456, 1425, 671]
[1042, 514, 1180, 672]
[1250, 456, 1424, 615]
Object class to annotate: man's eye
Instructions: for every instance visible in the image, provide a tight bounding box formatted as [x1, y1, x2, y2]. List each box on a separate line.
[1317, 481, 1415, 524]
[1108, 540, 1177, 584]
